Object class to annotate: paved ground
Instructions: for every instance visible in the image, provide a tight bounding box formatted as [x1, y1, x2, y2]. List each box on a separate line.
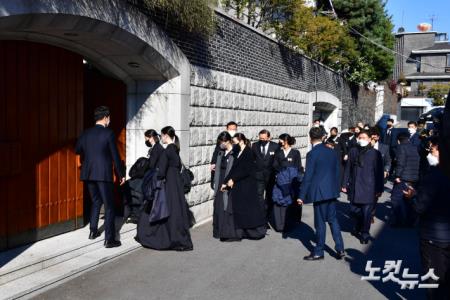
[34, 187, 425, 300]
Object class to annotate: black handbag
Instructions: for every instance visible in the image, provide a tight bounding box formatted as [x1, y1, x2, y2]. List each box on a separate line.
[180, 163, 194, 194]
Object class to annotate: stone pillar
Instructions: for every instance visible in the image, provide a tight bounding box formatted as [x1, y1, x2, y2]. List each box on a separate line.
[126, 77, 191, 176]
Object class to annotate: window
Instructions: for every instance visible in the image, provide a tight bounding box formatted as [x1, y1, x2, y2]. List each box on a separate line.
[435, 33, 448, 41]
[416, 56, 421, 72]
[401, 107, 423, 121]
[447, 54, 450, 67]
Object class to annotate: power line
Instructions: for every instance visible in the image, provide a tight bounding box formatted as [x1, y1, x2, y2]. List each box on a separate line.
[328, 0, 443, 71]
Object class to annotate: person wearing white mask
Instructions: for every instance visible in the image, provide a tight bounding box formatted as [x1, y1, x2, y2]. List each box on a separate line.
[407, 121, 420, 148]
[342, 130, 384, 244]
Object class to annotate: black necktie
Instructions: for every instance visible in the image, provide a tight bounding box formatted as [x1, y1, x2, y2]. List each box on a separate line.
[261, 145, 266, 156]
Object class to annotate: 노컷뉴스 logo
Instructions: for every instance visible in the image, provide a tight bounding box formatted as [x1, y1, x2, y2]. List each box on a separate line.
[361, 260, 439, 289]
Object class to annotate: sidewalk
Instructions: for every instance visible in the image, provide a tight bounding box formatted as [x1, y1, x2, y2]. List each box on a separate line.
[31, 188, 426, 300]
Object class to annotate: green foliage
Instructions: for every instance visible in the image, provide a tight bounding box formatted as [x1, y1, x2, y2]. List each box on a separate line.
[221, 0, 394, 84]
[144, 0, 216, 34]
[332, 0, 395, 82]
[428, 84, 450, 106]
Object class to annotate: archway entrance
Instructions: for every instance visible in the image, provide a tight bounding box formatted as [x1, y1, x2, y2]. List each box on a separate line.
[0, 0, 191, 250]
[0, 40, 127, 250]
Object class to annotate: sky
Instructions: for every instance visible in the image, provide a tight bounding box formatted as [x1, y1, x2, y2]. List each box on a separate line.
[385, 0, 450, 34]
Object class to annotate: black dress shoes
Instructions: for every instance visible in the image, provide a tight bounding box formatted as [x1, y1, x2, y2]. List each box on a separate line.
[336, 251, 346, 260]
[303, 254, 324, 261]
[104, 240, 122, 248]
[89, 231, 100, 240]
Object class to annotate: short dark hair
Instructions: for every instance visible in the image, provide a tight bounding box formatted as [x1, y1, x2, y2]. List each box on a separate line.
[94, 106, 110, 121]
[397, 132, 410, 143]
[259, 129, 271, 137]
[330, 127, 338, 133]
[309, 127, 323, 140]
[407, 121, 417, 127]
[418, 120, 426, 125]
[217, 131, 232, 144]
[369, 127, 381, 137]
[357, 129, 370, 138]
[226, 121, 238, 128]
[387, 118, 394, 123]
[313, 119, 320, 123]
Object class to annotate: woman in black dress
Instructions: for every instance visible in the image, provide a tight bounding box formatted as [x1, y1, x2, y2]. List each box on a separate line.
[137, 126, 193, 251]
[271, 134, 303, 232]
[212, 132, 241, 241]
[222, 133, 267, 240]
[145, 129, 164, 169]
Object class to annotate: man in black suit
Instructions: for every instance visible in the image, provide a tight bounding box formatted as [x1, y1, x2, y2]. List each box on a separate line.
[251, 129, 280, 216]
[370, 127, 391, 181]
[76, 106, 125, 248]
[408, 121, 421, 148]
[383, 118, 394, 146]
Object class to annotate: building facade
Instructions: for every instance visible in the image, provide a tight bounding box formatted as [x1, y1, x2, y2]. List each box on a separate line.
[394, 30, 450, 120]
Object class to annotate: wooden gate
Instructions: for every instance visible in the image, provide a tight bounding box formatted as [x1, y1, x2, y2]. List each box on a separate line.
[0, 41, 126, 250]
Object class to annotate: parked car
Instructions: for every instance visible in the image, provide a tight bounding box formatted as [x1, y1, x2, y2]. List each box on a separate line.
[418, 106, 444, 129]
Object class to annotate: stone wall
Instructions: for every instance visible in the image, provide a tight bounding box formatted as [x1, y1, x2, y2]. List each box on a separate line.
[187, 66, 310, 215]
[126, 0, 378, 221]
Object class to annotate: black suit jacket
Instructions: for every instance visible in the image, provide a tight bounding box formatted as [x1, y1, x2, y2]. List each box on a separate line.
[273, 148, 303, 173]
[251, 141, 280, 174]
[75, 124, 124, 182]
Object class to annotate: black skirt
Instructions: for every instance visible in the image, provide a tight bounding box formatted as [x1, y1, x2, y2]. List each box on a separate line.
[136, 166, 193, 250]
[270, 203, 302, 233]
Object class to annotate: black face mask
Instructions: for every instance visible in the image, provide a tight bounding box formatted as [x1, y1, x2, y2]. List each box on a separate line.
[278, 142, 283, 147]
[232, 144, 240, 153]
[260, 140, 268, 147]
[145, 140, 152, 148]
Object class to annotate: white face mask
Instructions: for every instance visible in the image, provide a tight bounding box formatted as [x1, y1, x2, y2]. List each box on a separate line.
[408, 128, 416, 135]
[427, 153, 439, 166]
[228, 130, 236, 137]
[357, 139, 370, 147]
[313, 124, 320, 128]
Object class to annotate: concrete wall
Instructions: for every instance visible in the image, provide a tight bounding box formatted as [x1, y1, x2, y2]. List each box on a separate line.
[187, 66, 310, 220]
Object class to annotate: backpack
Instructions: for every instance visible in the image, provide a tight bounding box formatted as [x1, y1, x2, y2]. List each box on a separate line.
[180, 163, 194, 194]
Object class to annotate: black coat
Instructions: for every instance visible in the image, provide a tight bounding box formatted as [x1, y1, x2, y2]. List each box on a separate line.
[343, 146, 384, 204]
[75, 124, 124, 182]
[148, 143, 164, 170]
[273, 148, 303, 173]
[251, 141, 279, 175]
[412, 166, 450, 243]
[394, 142, 420, 182]
[225, 146, 266, 229]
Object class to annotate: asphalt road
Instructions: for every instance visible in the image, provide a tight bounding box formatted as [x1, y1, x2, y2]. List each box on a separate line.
[34, 188, 425, 300]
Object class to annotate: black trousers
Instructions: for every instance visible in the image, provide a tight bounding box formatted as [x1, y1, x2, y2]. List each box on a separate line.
[255, 171, 274, 217]
[420, 239, 450, 300]
[86, 181, 115, 241]
[350, 203, 374, 240]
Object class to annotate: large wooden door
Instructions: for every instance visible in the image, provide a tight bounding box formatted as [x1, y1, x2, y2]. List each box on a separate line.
[0, 41, 84, 250]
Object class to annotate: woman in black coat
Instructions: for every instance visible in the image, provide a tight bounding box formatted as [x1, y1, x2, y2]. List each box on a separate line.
[271, 134, 303, 232]
[145, 129, 164, 170]
[136, 126, 193, 251]
[222, 133, 267, 240]
[212, 131, 241, 241]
